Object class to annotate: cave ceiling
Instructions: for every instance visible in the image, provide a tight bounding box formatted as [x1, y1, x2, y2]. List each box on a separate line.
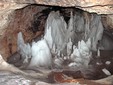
[0, 0, 113, 14]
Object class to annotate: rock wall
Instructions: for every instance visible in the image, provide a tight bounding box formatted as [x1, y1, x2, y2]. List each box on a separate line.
[1, 0, 113, 14]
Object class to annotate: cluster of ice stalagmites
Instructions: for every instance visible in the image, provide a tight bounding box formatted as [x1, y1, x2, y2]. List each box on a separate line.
[17, 11, 104, 69]
[44, 11, 103, 68]
[69, 39, 92, 67]
[18, 32, 52, 68]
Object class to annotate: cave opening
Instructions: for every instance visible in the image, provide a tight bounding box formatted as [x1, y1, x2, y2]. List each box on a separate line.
[1, 4, 113, 84]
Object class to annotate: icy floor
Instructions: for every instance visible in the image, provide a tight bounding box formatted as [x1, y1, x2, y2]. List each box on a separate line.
[0, 71, 82, 85]
[0, 71, 32, 85]
[0, 71, 104, 85]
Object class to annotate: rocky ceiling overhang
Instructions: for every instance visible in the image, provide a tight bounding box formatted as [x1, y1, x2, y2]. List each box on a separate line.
[1, 0, 113, 14]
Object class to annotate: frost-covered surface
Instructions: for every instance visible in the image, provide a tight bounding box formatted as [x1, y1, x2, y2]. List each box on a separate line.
[0, 71, 87, 85]
[17, 32, 31, 64]
[29, 39, 52, 68]
[0, 71, 32, 85]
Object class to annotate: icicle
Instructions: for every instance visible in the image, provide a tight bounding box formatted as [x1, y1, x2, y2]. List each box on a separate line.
[67, 38, 73, 56]
[67, 12, 73, 32]
[51, 15, 67, 52]
[29, 39, 52, 68]
[89, 15, 104, 51]
[45, 11, 67, 55]
[86, 38, 91, 49]
[74, 13, 85, 32]
[17, 32, 31, 63]
[97, 48, 100, 57]
[67, 12, 78, 45]
[83, 12, 90, 40]
[44, 11, 60, 49]
[17, 32, 25, 55]
[17, 32, 23, 50]
[45, 11, 60, 31]
[70, 45, 77, 60]
[52, 44, 56, 54]
[44, 26, 53, 49]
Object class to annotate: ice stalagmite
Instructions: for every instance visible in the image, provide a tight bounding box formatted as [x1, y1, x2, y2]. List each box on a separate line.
[74, 12, 85, 33]
[29, 39, 52, 68]
[44, 11, 59, 49]
[67, 38, 73, 56]
[44, 11, 67, 56]
[88, 14, 104, 51]
[70, 38, 92, 67]
[67, 12, 78, 45]
[44, 26, 53, 49]
[84, 12, 90, 40]
[73, 12, 104, 51]
[51, 12, 67, 53]
[17, 32, 31, 64]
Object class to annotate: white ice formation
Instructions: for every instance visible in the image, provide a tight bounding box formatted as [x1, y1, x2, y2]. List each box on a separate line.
[70, 38, 92, 67]
[44, 11, 67, 55]
[17, 11, 104, 69]
[17, 32, 52, 68]
[29, 39, 52, 68]
[17, 32, 31, 64]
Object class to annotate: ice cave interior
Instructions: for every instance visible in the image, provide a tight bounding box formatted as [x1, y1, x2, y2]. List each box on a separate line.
[0, 4, 113, 85]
